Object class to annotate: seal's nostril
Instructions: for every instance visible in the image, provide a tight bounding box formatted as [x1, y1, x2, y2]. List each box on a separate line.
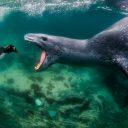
[41, 37, 47, 41]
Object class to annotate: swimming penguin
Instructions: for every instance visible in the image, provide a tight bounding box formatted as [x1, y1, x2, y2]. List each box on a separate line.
[0, 45, 17, 58]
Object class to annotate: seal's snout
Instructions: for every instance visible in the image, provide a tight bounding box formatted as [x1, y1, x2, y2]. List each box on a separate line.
[24, 34, 28, 40]
[24, 34, 36, 42]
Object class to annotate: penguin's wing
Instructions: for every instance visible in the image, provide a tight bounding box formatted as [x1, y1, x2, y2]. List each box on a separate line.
[0, 47, 5, 59]
[114, 55, 128, 78]
[0, 53, 5, 59]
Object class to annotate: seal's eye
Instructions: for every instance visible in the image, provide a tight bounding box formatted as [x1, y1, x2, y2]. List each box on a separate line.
[41, 37, 47, 41]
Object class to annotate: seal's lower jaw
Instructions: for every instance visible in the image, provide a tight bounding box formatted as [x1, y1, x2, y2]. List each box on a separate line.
[34, 50, 47, 71]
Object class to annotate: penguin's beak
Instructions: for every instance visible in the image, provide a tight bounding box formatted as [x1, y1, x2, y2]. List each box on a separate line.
[15, 48, 18, 53]
[13, 47, 18, 53]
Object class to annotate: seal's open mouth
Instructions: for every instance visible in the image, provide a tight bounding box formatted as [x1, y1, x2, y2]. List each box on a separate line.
[24, 34, 47, 71]
[34, 51, 46, 71]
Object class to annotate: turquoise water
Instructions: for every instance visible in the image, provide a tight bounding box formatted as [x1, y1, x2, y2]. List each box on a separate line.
[0, 0, 128, 128]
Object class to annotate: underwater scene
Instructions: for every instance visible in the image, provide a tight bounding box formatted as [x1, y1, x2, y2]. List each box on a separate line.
[0, 0, 128, 128]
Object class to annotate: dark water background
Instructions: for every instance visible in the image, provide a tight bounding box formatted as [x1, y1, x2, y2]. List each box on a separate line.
[0, 0, 127, 128]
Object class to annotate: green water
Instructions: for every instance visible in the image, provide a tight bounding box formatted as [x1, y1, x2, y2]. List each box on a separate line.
[0, 1, 128, 128]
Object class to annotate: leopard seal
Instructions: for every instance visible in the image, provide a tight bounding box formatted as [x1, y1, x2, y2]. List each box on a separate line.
[24, 17, 128, 77]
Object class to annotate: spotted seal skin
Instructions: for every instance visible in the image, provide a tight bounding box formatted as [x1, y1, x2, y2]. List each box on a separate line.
[106, 0, 128, 11]
[24, 17, 128, 78]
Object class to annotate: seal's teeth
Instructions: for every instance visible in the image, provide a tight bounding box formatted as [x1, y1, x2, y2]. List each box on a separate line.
[34, 51, 46, 71]
[34, 63, 43, 71]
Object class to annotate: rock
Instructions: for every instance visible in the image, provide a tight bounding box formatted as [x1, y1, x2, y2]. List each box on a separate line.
[48, 110, 57, 118]
[35, 98, 43, 106]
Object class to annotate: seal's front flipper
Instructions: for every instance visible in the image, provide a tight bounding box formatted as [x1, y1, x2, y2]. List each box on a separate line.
[114, 56, 128, 78]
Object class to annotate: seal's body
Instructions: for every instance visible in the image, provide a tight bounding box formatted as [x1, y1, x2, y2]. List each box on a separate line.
[106, 0, 128, 11]
[24, 17, 128, 77]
